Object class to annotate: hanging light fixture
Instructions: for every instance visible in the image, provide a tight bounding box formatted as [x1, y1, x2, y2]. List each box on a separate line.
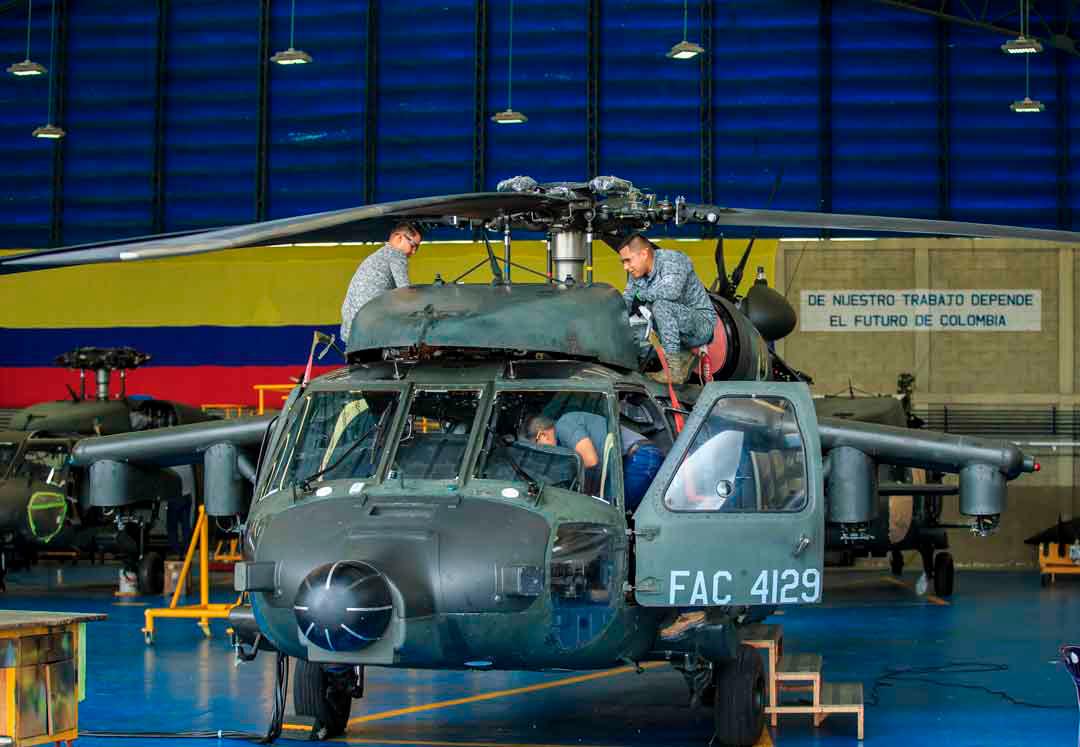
[32, 0, 63, 139]
[491, 0, 526, 124]
[1009, 2, 1044, 113]
[7, 0, 48, 77]
[271, 0, 312, 65]
[667, 0, 704, 60]
[1001, 0, 1043, 54]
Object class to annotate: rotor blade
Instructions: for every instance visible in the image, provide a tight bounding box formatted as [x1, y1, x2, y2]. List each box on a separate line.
[683, 205, 1080, 244]
[0, 192, 570, 275]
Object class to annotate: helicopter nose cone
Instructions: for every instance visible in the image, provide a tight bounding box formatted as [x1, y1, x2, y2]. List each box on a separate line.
[294, 561, 393, 652]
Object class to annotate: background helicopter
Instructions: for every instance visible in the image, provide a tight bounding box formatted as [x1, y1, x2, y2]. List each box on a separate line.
[2, 176, 1056, 745]
[0, 346, 214, 592]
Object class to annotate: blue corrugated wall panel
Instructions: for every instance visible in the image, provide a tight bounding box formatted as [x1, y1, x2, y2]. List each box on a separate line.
[485, 0, 587, 189]
[374, 0, 474, 202]
[949, 22, 1059, 228]
[710, 1, 821, 212]
[601, 0, 699, 206]
[61, 1, 156, 243]
[267, 0, 366, 218]
[831, 0, 938, 217]
[164, 1, 259, 230]
[0, 1, 1078, 246]
[0, 1, 53, 247]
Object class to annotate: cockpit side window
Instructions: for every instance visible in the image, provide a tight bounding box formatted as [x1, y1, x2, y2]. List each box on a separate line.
[266, 389, 400, 494]
[16, 446, 69, 483]
[474, 390, 616, 502]
[389, 389, 482, 480]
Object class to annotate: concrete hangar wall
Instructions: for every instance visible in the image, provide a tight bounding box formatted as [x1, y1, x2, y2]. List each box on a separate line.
[778, 237, 1077, 567]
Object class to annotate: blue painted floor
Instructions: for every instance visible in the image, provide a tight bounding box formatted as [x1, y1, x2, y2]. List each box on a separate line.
[3, 570, 1078, 747]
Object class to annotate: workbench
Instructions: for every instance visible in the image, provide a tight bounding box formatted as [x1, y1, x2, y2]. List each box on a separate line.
[0, 611, 106, 747]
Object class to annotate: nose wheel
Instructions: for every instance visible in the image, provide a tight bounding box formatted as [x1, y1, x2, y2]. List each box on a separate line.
[712, 645, 766, 747]
[917, 545, 954, 597]
[294, 660, 360, 740]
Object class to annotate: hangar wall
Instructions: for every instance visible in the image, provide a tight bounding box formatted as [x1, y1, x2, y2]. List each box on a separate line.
[777, 238, 1078, 566]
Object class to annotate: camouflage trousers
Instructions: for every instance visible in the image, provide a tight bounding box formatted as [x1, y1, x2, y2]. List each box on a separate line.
[635, 299, 715, 358]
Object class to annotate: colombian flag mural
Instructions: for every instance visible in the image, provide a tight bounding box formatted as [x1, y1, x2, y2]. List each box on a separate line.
[0, 239, 774, 411]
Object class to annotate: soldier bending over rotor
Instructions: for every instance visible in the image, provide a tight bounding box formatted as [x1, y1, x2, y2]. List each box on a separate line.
[618, 234, 718, 383]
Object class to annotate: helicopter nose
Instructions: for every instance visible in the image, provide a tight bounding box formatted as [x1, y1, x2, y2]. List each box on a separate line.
[294, 561, 393, 652]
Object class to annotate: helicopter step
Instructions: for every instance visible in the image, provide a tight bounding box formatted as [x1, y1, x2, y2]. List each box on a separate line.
[741, 624, 864, 740]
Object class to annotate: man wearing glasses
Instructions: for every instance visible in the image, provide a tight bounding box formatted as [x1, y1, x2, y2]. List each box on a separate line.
[340, 221, 423, 342]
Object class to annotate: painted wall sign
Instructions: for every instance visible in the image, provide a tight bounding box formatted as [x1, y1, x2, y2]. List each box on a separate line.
[799, 289, 1042, 332]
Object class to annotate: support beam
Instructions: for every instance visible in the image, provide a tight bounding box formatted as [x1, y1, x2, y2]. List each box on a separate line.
[700, 0, 714, 221]
[151, 0, 169, 233]
[818, 0, 832, 226]
[363, 0, 379, 204]
[586, 0, 601, 179]
[472, 0, 488, 192]
[936, 17, 950, 219]
[1057, 49, 1072, 230]
[1059, 248, 1074, 397]
[254, 0, 271, 222]
[48, 0, 68, 247]
[914, 246, 932, 391]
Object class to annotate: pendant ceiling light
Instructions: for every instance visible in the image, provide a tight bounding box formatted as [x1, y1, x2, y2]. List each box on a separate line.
[271, 0, 312, 65]
[7, 0, 48, 77]
[32, 0, 63, 139]
[491, 0, 526, 124]
[1008, 1, 1044, 113]
[667, 0, 704, 60]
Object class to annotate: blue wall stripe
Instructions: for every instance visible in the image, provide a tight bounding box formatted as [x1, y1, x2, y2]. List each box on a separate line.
[0, 325, 338, 367]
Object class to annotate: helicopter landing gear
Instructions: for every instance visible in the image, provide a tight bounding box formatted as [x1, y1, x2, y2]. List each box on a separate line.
[933, 551, 955, 597]
[889, 550, 904, 576]
[712, 645, 766, 747]
[294, 660, 359, 740]
[136, 551, 164, 595]
[915, 545, 954, 598]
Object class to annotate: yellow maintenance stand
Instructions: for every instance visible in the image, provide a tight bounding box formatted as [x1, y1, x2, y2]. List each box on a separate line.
[142, 505, 241, 644]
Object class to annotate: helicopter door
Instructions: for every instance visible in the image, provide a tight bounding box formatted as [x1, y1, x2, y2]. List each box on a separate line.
[633, 382, 823, 607]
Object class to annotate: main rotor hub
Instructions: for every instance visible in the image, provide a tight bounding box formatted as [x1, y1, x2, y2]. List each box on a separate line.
[55, 347, 151, 401]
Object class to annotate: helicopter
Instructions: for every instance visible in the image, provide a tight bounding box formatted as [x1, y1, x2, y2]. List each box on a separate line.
[3, 176, 1061, 745]
[0, 346, 214, 592]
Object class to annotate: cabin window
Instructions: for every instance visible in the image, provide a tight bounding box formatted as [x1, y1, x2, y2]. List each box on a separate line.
[475, 390, 618, 502]
[664, 396, 807, 513]
[15, 446, 69, 483]
[389, 389, 482, 481]
[268, 389, 401, 492]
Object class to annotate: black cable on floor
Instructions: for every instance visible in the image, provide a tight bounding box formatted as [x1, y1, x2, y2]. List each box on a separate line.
[866, 660, 1072, 710]
[82, 651, 295, 744]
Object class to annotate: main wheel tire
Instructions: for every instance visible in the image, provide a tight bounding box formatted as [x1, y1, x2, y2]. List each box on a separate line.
[136, 551, 164, 595]
[713, 645, 766, 747]
[889, 550, 904, 576]
[294, 660, 352, 739]
[933, 551, 955, 597]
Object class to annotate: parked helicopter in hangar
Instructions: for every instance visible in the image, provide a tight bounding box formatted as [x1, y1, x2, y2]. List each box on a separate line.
[0, 346, 214, 592]
[3, 176, 1062, 745]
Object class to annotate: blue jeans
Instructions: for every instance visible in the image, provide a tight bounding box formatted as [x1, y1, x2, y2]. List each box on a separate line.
[624, 443, 665, 513]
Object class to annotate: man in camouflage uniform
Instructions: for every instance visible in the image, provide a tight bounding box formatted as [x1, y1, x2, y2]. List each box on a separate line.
[619, 234, 717, 383]
[340, 222, 423, 342]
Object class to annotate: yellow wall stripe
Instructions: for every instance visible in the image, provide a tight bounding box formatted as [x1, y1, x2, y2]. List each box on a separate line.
[0, 239, 775, 329]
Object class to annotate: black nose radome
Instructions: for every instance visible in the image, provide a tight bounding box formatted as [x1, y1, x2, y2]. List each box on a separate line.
[294, 561, 393, 652]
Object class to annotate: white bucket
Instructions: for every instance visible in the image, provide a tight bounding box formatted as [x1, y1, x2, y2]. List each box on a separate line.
[118, 569, 138, 595]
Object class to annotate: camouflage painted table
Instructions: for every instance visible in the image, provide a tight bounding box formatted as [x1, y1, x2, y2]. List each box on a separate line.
[0, 611, 106, 747]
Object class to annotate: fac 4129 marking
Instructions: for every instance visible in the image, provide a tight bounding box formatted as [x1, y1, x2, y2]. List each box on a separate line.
[669, 568, 821, 606]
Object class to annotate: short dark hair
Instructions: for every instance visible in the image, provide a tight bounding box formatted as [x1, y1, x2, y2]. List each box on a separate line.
[525, 415, 555, 440]
[389, 220, 424, 241]
[616, 233, 654, 254]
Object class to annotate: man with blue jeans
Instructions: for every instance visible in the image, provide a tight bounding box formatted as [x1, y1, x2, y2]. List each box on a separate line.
[526, 412, 664, 512]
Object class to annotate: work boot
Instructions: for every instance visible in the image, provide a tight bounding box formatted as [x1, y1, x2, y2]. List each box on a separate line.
[648, 350, 696, 384]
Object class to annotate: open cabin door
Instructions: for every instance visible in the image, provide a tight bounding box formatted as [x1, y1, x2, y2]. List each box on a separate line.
[633, 382, 824, 607]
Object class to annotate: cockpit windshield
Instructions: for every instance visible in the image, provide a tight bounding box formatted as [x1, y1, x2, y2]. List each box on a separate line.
[390, 389, 482, 481]
[0, 443, 18, 478]
[266, 389, 401, 493]
[15, 445, 70, 483]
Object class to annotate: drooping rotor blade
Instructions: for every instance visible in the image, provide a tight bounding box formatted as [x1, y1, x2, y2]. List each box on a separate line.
[0, 192, 570, 275]
[682, 205, 1080, 244]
